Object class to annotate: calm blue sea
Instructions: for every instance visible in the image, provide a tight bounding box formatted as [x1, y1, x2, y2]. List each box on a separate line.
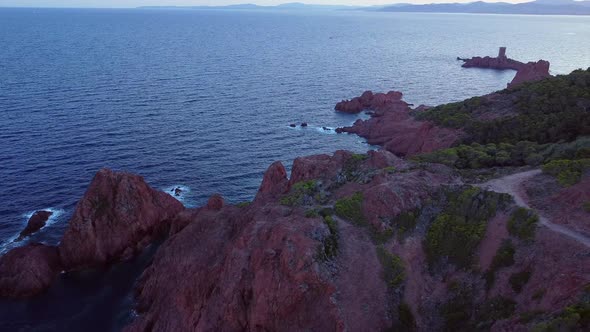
[0, 7, 588, 330]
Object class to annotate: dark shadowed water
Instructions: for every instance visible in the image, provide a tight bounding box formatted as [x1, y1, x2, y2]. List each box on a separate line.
[0, 8, 588, 331]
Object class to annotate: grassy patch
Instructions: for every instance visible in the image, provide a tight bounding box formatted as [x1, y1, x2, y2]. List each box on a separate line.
[236, 201, 251, 208]
[305, 209, 319, 218]
[280, 180, 319, 207]
[584, 201, 590, 213]
[424, 187, 510, 269]
[334, 192, 365, 226]
[508, 208, 539, 240]
[543, 159, 590, 186]
[317, 215, 339, 261]
[376, 245, 405, 289]
[343, 153, 369, 182]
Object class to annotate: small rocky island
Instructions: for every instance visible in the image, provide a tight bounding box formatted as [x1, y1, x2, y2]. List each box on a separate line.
[459, 47, 551, 88]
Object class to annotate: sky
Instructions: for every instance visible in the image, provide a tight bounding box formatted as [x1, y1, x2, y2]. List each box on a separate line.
[0, 0, 533, 8]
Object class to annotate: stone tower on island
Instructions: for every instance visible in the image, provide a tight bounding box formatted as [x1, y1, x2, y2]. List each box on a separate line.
[498, 47, 507, 59]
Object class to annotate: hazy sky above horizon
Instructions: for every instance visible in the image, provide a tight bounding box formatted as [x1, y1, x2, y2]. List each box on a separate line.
[0, 0, 533, 8]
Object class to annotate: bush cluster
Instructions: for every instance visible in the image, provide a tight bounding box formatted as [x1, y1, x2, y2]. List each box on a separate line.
[280, 180, 319, 206]
[542, 159, 590, 186]
[317, 215, 339, 261]
[507, 208, 539, 240]
[416, 69, 590, 146]
[484, 239, 516, 289]
[417, 137, 590, 170]
[425, 187, 510, 269]
[376, 245, 405, 289]
[334, 192, 365, 226]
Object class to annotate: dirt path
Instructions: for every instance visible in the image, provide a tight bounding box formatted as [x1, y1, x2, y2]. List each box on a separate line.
[477, 169, 590, 248]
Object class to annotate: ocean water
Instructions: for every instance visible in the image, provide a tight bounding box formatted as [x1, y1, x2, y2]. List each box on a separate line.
[0, 8, 588, 330]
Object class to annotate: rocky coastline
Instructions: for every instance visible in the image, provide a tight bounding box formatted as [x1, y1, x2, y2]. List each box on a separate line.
[1, 68, 589, 331]
[459, 47, 551, 88]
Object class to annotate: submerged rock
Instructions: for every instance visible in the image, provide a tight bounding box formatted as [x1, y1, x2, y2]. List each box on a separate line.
[16, 210, 53, 241]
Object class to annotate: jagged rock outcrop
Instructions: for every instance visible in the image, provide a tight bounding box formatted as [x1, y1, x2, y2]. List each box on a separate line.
[0, 168, 186, 299]
[336, 91, 461, 157]
[508, 60, 551, 88]
[460, 48, 551, 87]
[58, 168, 184, 270]
[255, 161, 290, 201]
[335, 90, 404, 114]
[16, 210, 53, 241]
[123, 151, 464, 331]
[0, 244, 62, 298]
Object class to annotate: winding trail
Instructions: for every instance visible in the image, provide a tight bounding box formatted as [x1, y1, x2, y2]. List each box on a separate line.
[477, 169, 590, 248]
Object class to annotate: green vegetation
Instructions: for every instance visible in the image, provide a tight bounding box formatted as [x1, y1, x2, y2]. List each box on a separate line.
[334, 192, 365, 226]
[440, 281, 476, 331]
[519, 310, 545, 324]
[383, 166, 397, 174]
[424, 187, 510, 269]
[317, 215, 339, 261]
[440, 281, 517, 331]
[484, 239, 516, 289]
[532, 303, 590, 331]
[280, 180, 319, 206]
[416, 69, 590, 146]
[477, 296, 517, 325]
[531, 286, 590, 331]
[584, 201, 590, 213]
[376, 245, 405, 289]
[236, 201, 251, 208]
[343, 153, 369, 182]
[416, 137, 590, 170]
[542, 159, 590, 186]
[414, 96, 484, 128]
[508, 208, 539, 240]
[393, 210, 419, 239]
[509, 269, 532, 293]
[305, 209, 319, 218]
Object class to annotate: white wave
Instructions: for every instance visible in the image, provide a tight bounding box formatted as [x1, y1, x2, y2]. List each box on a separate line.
[163, 185, 191, 203]
[314, 126, 337, 135]
[0, 207, 66, 254]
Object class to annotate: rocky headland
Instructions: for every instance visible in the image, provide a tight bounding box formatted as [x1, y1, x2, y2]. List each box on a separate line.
[459, 47, 551, 88]
[1, 68, 589, 331]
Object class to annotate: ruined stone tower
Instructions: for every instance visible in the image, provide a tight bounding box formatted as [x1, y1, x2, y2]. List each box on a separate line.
[498, 47, 507, 59]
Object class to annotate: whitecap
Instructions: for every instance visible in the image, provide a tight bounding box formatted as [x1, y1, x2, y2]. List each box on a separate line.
[0, 207, 66, 254]
[314, 126, 337, 135]
[163, 185, 191, 204]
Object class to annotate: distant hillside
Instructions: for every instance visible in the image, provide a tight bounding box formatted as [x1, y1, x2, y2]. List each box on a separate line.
[139, 2, 362, 11]
[379, 0, 590, 15]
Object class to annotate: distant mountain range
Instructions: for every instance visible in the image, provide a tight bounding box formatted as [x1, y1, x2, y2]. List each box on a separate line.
[140, 0, 590, 16]
[378, 0, 590, 15]
[139, 2, 363, 11]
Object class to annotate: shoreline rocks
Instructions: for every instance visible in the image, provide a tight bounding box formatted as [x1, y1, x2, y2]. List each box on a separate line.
[0, 244, 62, 298]
[58, 168, 185, 270]
[459, 47, 551, 87]
[16, 210, 53, 241]
[335, 91, 461, 157]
